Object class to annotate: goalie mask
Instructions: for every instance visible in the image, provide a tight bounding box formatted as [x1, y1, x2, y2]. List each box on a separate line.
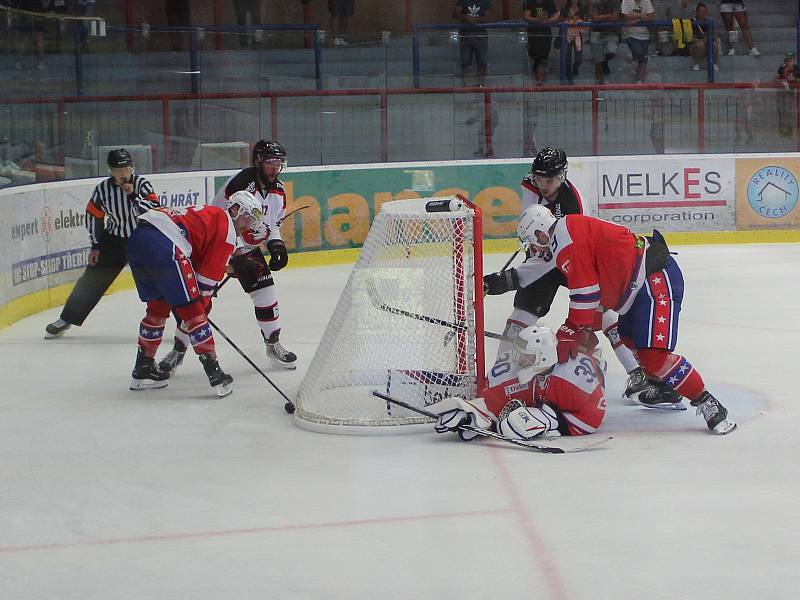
[227, 190, 268, 245]
[252, 140, 287, 184]
[518, 204, 557, 254]
[514, 325, 558, 384]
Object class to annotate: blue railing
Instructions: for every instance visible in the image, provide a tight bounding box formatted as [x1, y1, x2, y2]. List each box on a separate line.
[412, 19, 717, 86]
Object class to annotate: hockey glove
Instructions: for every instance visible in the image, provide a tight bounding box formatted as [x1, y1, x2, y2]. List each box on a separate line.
[266, 239, 289, 271]
[229, 248, 268, 281]
[483, 268, 519, 296]
[434, 397, 493, 441]
[555, 322, 598, 363]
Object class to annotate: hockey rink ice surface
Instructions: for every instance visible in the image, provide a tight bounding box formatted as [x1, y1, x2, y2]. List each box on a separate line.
[0, 242, 798, 600]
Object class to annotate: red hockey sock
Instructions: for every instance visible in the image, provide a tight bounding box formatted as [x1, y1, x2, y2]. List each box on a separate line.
[138, 300, 171, 357]
[175, 301, 216, 356]
[138, 315, 166, 358]
[636, 348, 706, 402]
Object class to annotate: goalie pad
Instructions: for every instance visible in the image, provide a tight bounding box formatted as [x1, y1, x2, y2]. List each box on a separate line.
[498, 404, 561, 440]
[434, 396, 493, 441]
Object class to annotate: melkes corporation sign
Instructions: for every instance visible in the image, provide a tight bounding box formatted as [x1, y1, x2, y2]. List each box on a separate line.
[595, 157, 735, 232]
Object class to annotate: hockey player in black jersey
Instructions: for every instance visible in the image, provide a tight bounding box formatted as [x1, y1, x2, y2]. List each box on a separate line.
[483, 147, 683, 409]
[159, 140, 297, 373]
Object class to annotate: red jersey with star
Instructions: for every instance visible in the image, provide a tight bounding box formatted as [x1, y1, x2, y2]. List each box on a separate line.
[481, 352, 607, 435]
[549, 214, 647, 329]
[139, 206, 236, 294]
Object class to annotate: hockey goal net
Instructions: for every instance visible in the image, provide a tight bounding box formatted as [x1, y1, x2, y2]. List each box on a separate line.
[295, 196, 485, 433]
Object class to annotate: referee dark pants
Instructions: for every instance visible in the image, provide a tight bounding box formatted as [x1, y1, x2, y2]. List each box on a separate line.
[60, 234, 128, 326]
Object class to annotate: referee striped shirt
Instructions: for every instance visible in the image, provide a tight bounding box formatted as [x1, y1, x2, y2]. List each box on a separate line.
[85, 174, 159, 247]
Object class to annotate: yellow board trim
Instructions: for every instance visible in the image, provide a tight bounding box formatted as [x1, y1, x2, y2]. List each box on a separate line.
[1, 230, 798, 332]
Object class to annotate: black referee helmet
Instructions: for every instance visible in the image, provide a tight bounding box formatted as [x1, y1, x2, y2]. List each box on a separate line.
[107, 148, 133, 169]
[531, 147, 568, 179]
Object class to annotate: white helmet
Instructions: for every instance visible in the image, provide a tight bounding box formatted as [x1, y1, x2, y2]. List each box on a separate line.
[514, 325, 558, 384]
[227, 190, 267, 244]
[518, 204, 557, 251]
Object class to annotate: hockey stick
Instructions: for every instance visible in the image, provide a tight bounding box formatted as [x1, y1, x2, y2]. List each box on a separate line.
[373, 390, 613, 453]
[276, 205, 310, 227]
[207, 317, 296, 414]
[371, 390, 565, 454]
[443, 248, 521, 347]
[364, 277, 508, 341]
[499, 248, 521, 273]
[212, 276, 231, 298]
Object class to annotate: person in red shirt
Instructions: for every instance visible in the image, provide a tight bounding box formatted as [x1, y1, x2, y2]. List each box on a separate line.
[126, 193, 265, 397]
[434, 325, 606, 440]
[513, 204, 736, 435]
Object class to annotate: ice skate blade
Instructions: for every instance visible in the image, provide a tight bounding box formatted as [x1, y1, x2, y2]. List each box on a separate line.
[214, 382, 233, 398]
[44, 326, 71, 339]
[638, 399, 688, 411]
[712, 418, 737, 435]
[269, 358, 297, 370]
[129, 378, 169, 391]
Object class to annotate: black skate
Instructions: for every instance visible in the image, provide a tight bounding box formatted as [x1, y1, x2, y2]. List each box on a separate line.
[158, 340, 187, 375]
[624, 367, 650, 397]
[198, 353, 233, 397]
[636, 381, 686, 411]
[691, 391, 737, 435]
[130, 348, 170, 390]
[45, 318, 72, 339]
[265, 331, 297, 370]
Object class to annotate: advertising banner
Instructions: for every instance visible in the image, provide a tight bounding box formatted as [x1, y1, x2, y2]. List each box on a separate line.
[213, 160, 547, 252]
[735, 158, 800, 230]
[149, 173, 209, 209]
[595, 157, 736, 233]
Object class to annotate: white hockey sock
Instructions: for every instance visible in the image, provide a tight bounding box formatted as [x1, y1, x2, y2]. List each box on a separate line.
[602, 309, 639, 373]
[250, 286, 281, 341]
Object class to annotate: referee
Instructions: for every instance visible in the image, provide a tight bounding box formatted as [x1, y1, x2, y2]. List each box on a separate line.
[45, 149, 160, 338]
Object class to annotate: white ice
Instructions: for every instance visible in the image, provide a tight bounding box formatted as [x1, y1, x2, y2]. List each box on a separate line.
[1, 243, 798, 600]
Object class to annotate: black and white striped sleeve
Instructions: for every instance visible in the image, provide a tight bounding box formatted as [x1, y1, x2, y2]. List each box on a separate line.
[85, 184, 106, 248]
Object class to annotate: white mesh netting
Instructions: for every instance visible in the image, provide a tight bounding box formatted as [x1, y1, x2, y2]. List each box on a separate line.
[294, 197, 483, 433]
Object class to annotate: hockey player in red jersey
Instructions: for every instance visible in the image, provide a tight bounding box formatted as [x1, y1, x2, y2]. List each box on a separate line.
[484, 148, 681, 408]
[159, 140, 296, 375]
[434, 325, 607, 440]
[513, 204, 736, 435]
[126, 194, 265, 397]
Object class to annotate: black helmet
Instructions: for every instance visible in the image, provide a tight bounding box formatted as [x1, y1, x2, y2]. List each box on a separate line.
[252, 140, 286, 168]
[107, 148, 133, 169]
[531, 147, 567, 178]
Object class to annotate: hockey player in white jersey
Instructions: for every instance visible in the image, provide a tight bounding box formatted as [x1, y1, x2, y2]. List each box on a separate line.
[159, 140, 297, 373]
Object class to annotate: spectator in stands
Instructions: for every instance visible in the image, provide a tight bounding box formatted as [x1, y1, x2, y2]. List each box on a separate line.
[775, 50, 798, 136]
[329, 0, 355, 46]
[689, 3, 720, 71]
[719, 1, 759, 56]
[653, 0, 691, 56]
[12, 0, 46, 70]
[453, 0, 493, 86]
[525, 0, 559, 85]
[588, 0, 619, 84]
[76, 0, 97, 51]
[560, 0, 589, 84]
[46, 0, 69, 52]
[164, 0, 191, 51]
[234, 0, 261, 48]
[621, 0, 654, 83]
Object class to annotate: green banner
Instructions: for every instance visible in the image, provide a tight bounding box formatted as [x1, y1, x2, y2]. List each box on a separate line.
[216, 163, 529, 253]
